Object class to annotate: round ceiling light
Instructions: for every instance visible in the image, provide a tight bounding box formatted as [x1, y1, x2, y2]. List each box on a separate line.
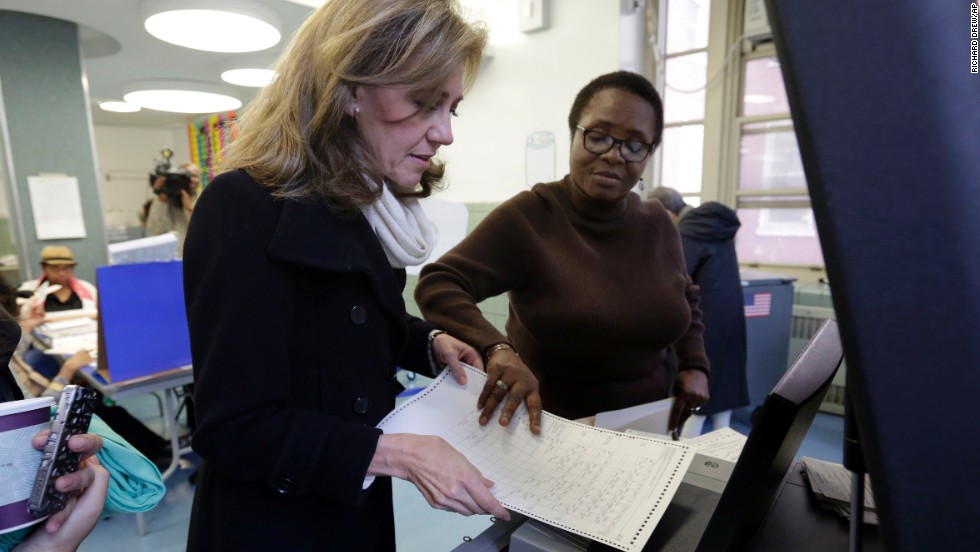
[99, 101, 142, 113]
[142, 0, 281, 53]
[221, 68, 277, 88]
[124, 80, 241, 113]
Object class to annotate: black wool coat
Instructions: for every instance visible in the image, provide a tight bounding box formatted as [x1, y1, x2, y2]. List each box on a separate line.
[678, 202, 749, 415]
[183, 170, 438, 551]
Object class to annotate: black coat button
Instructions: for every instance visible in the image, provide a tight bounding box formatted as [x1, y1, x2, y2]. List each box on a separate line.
[350, 306, 367, 325]
[276, 477, 294, 494]
[353, 397, 371, 415]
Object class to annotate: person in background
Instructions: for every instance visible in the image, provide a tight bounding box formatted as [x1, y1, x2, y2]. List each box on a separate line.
[1, 275, 172, 468]
[15, 246, 98, 387]
[182, 1, 539, 550]
[415, 70, 709, 433]
[145, 161, 201, 256]
[18, 245, 97, 315]
[650, 186, 748, 436]
[0, 302, 110, 552]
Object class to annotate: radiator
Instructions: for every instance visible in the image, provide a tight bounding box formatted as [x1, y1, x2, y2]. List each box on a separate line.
[790, 305, 846, 415]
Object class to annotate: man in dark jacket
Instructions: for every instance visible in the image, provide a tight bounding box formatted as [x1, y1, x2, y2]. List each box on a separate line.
[651, 187, 749, 436]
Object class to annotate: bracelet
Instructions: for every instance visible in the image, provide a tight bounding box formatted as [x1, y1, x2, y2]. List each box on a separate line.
[483, 342, 516, 364]
[426, 330, 447, 371]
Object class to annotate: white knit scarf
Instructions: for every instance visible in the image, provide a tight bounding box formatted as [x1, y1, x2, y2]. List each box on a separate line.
[360, 181, 435, 268]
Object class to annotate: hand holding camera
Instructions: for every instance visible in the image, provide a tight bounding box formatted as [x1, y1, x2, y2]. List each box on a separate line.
[149, 148, 197, 208]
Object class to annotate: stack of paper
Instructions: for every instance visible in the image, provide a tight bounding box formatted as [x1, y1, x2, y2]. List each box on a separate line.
[34, 313, 98, 354]
[801, 456, 878, 525]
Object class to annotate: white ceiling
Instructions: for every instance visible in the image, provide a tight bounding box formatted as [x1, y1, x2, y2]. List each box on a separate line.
[0, 0, 321, 127]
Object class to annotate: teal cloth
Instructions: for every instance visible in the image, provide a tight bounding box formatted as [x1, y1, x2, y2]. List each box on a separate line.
[0, 413, 166, 551]
[88, 414, 166, 514]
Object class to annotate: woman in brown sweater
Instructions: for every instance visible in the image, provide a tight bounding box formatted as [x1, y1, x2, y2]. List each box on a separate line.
[416, 71, 709, 430]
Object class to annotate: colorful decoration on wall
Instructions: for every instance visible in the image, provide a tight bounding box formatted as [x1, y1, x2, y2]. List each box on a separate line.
[188, 111, 238, 188]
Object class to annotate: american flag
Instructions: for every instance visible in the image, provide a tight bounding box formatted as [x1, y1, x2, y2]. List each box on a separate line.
[744, 292, 772, 318]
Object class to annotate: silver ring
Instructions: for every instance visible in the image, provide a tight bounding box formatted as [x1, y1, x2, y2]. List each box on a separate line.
[688, 405, 702, 413]
[494, 380, 507, 393]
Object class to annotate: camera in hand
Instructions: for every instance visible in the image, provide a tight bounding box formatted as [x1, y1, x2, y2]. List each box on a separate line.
[149, 148, 192, 208]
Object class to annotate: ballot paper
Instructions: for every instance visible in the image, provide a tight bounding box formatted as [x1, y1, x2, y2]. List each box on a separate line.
[676, 427, 747, 463]
[378, 365, 694, 552]
[625, 426, 747, 464]
[594, 397, 673, 436]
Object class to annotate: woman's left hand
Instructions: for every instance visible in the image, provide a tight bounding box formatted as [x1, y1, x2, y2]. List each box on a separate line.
[431, 332, 484, 385]
[669, 369, 710, 432]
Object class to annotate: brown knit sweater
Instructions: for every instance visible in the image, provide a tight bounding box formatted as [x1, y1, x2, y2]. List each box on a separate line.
[416, 176, 709, 419]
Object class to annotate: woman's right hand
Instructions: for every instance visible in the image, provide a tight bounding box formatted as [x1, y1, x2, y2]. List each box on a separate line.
[482, 349, 542, 435]
[57, 350, 95, 381]
[16, 433, 109, 552]
[371, 434, 509, 520]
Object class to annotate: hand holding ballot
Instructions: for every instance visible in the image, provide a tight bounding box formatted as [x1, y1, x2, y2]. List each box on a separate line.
[370, 433, 509, 520]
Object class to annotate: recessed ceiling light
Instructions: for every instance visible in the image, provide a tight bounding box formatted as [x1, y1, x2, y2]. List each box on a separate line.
[99, 101, 142, 113]
[124, 80, 241, 113]
[221, 68, 277, 88]
[142, 0, 281, 53]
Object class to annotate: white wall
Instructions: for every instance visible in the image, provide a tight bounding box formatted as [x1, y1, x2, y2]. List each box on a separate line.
[92, 124, 191, 228]
[440, 0, 620, 203]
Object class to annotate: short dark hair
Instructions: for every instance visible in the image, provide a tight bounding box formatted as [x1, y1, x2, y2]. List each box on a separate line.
[650, 186, 687, 215]
[567, 70, 664, 148]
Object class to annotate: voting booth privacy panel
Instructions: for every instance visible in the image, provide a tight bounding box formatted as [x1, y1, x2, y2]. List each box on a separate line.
[96, 261, 191, 382]
[766, 0, 980, 550]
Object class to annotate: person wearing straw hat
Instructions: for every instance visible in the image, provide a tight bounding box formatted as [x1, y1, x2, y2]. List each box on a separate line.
[18, 245, 97, 315]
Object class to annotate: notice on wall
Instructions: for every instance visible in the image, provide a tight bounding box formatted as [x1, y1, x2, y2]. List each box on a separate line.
[28, 175, 87, 240]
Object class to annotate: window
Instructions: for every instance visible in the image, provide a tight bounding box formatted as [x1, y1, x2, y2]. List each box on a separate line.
[733, 53, 823, 267]
[654, 0, 824, 269]
[658, 0, 711, 197]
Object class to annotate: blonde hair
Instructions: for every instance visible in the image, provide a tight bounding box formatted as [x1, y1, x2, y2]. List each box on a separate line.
[220, 0, 487, 214]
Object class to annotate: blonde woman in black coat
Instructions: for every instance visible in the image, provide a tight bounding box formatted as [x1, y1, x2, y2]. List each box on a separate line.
[182, 1, 540, 550]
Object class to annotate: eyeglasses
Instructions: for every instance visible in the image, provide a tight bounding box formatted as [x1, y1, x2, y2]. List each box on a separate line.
[575, 125, 654, 163]
[43, 264, 75, 272]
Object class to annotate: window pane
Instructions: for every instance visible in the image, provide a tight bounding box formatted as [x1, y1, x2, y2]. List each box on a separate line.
[735, 208, 825, 266]
[666, 0, 712, 54]
[664, 52, 707, 123]
[738, 129, 805, 192]
[741, 57, 790, 117]
[742, 120, 793, 132]
[660, 124, 704, 194]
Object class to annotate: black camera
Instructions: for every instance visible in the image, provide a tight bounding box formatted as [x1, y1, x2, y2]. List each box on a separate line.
[149, 148, 193, 208]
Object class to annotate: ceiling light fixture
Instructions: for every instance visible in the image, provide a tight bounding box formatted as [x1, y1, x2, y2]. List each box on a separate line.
[124, 80, 242, 114]
[142, 0, 282, 53]
[98, 101, 142, 113]
[221, 68, 277, 88]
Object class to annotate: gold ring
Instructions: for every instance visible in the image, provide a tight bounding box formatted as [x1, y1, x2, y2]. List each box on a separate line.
[494, 380, 507, 393]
